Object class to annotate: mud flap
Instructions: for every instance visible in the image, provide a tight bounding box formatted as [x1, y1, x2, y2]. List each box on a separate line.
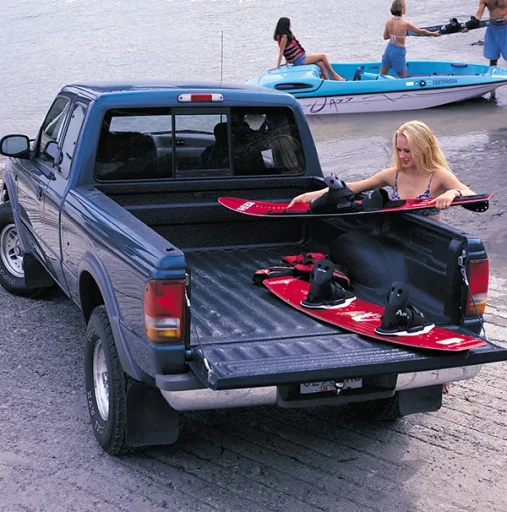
[398, 385, 442, 415]
[23, 253, 56, 289]
[126, 382, 180, 447]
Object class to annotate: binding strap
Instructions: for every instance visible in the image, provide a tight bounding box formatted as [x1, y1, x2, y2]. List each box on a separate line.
[310, 174, 359, 214]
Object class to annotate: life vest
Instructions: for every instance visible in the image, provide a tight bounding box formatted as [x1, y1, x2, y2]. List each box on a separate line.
[278, 35, 305, 63]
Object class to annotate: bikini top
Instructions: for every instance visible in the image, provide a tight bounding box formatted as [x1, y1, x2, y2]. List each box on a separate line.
[391, 170, 442, 217]
[390, 16, 407, 43]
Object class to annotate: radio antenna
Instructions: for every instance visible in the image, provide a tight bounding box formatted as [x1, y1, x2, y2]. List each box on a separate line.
[220, 31, 224, 85]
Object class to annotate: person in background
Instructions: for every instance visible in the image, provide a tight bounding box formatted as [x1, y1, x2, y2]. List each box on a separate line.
[271, 17, 345, 81]
[466, 0, 507, 99]
[381, 0, 440, 77]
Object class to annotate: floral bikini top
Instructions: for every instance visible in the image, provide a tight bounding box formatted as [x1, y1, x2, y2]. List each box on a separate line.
[391, 171, 442, 217]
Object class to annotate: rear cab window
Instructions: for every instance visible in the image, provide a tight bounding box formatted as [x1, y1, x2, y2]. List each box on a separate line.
[94, 106, 305, 181]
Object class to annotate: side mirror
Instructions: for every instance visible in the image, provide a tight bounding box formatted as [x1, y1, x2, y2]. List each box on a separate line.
[44, 140, 60, 163]
[0, 134, 30, 158]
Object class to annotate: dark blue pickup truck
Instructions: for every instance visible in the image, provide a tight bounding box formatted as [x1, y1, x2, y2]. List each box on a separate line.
[1, 81, 506, 455]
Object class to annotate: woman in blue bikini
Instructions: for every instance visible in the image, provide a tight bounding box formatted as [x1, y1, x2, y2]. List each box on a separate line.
[289, 120, 475, 222]
[381, 0, 440, 77]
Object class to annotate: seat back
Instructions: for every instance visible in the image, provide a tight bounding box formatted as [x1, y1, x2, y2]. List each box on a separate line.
[95, 131, 161, 180]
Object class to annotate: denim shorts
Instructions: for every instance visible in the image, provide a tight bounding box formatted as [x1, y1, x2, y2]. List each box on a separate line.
[381, 43, 407, 73]
[292, 53, 307, 66]
[484, 24, 507, 61]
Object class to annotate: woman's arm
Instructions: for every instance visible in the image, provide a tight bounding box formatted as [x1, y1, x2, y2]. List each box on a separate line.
[288, 168, 395, 207]
[430, 169, 475, 209]
[271, 35, 288, 70]
[406, 21, 440, 37]
[346, 168, 395, 194]
[383, 23, 390, 41]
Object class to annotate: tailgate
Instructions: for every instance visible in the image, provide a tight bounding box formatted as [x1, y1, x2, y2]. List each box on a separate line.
[185, 248, 507, 390]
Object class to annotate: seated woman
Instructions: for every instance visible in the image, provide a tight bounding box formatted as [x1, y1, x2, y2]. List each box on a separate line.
[271, 17, 345, 81]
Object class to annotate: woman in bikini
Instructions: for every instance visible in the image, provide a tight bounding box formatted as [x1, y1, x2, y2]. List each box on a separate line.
[271, 17, 345, 81]
[381, 0, 440, 77]
[288, 120, 475, 222]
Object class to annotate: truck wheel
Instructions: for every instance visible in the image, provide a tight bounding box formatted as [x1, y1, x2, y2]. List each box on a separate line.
[0, 202, 31, 295]
[84, 305, 135, 455]
[348, 394, 402, 421]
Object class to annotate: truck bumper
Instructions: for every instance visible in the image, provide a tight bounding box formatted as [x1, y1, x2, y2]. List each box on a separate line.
[159, 365, 481, 411]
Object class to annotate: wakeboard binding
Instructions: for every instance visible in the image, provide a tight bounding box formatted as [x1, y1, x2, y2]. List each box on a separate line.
[310, 174, 359, 214]
[301, 259, 356, 309]
[253, 253, 351, 287]
[375, 282, 435, 336]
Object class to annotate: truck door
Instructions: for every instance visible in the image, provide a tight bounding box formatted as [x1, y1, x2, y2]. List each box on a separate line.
[43, 101, 88, 294]
[16, 96, 71, 267]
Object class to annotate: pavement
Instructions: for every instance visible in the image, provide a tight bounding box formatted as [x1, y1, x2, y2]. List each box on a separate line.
[1, 158, 506, 512]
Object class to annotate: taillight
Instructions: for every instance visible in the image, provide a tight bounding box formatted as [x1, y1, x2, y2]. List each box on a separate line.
[144, 280, 186, 343]
[465, 259, 489, 317]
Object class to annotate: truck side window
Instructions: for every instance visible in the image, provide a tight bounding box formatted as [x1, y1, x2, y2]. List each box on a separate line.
[59, 103, 87, 179]
[39, 97, 70, 162]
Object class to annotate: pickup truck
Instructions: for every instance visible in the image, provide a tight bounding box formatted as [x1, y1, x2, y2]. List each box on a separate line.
[1, 81, 506, 456]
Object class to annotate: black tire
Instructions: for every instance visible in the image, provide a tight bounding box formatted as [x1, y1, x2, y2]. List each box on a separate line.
[84, 305, 136, 455]
[0, 201, 33, 295]
[348, 393, 402, 421]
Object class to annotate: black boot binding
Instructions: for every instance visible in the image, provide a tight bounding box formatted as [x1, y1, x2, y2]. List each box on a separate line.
[310, 174, 359, 214]
[375, 282, 435, 336]
[301, 259, 356, 309]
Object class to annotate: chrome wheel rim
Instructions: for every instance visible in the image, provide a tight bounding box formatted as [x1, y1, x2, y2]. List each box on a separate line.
[93, 340, 109, 421]
[0, 223, 24, 278]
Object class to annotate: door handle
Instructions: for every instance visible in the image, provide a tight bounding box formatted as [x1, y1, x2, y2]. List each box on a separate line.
[37, 187, 44, 200]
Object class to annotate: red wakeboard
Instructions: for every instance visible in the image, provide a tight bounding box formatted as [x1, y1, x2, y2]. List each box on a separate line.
[263, 276, 486, 352]
[218, 193, 493, 218]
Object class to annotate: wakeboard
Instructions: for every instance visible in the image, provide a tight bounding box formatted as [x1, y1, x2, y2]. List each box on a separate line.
[218, 193, 493, 218]
[263, 277, 486, 352]
[408, 16, 505, 36]
[263, 276, 486, 352]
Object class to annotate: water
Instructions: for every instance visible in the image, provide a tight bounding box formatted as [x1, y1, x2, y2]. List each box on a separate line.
[1, 0, 506, 269]
[1, 0, 505, 134]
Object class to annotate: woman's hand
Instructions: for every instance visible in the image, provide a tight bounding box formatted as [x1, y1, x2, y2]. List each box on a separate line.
[288, 189, 326, 208]
[431, 190, 459, 209]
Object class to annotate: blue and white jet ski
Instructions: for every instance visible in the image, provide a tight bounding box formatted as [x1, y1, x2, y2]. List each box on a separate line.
[247, 60, 507, 115]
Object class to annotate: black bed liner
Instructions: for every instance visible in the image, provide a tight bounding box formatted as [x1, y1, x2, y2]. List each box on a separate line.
[185, 247, 507, 390]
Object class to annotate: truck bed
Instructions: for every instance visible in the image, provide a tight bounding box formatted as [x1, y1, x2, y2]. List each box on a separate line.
[99, 180, 507, 390]
[184, 245, 507, 390]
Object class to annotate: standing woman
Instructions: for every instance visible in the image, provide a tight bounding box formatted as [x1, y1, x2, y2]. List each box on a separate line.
[381, 0, 440, 77]
[272, 17, 345, 81]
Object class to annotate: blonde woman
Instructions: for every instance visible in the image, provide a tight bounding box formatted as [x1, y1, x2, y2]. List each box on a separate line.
[289, 120, 475, 221]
